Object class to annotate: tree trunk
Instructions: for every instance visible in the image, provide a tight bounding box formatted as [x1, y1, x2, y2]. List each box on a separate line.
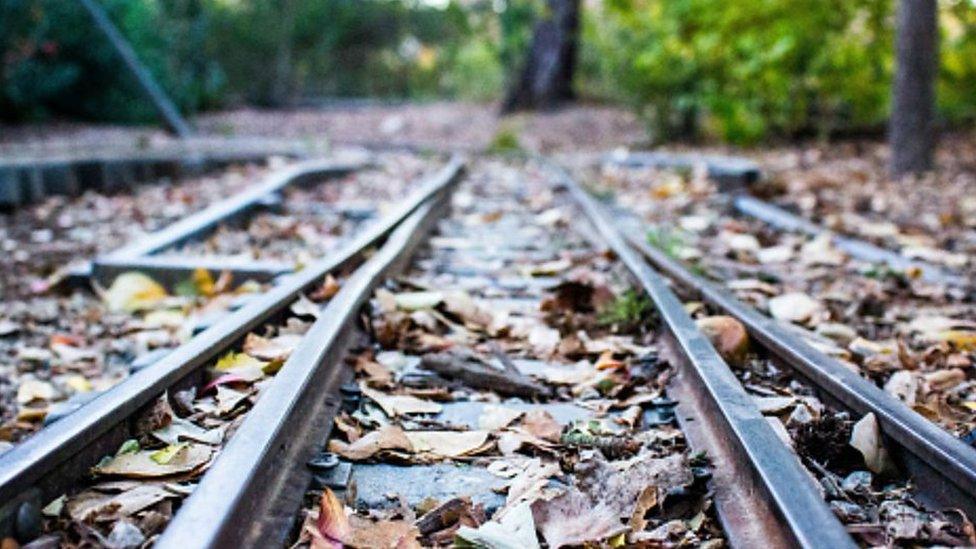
[890, 0, 938, 176]
[501, 0, 580, 113]
[267, 0, 297, 107]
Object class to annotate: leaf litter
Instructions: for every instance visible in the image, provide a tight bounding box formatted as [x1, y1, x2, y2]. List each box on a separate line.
[30, 152, 443, 547]
[292, 159, 723, 548]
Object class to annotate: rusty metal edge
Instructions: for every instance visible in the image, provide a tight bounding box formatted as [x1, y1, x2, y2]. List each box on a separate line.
[551, 163, 856, 549]
[614, 211, 976, 520]
[0, 159, 465, 533]
[156, 175, 458, 549]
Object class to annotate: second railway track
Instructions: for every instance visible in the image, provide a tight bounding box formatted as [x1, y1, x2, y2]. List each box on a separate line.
[1, 152, 973, 548]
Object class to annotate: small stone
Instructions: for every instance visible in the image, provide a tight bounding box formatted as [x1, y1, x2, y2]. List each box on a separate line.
[696, 316, 750, 366]
[768, 292, 820, 324]
[830, 500, 868, 523]
[841, 470, 873, 495]
[105, 521, 144, 549]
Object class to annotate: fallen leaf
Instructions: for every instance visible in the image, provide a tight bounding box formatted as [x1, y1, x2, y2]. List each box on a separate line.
[347, 516, 421, 549]
[313, 488, 350, 549]
[103, 272, 168, 312]
[530, 489, 626, 549]
[291, 294, 323, 318]
[17, 378, 55, 404]
[478, 405, 524, 431]
[850, 412, 893, 475]
[310, 275, 341, 301]
[94, 444, 212, 478]
[594, 351, 626, 371]
[404, 430, 489, 458]
[362, 384, 442, 417]
[150, 443, 189, 465]
[628, 486, 659, 531]
[329, 425, 413, 460]
[768, 292, 821, 324]
[66, 484, 175, 522]
[393, 291, 443, 311]
[520, 410, 562, 442]
[243, 333, 302, 362]
[215, 385, 250, 415]
[152, 418, 223, 445]
[456, 501, 539, 549]
[215, 351, 269, 373]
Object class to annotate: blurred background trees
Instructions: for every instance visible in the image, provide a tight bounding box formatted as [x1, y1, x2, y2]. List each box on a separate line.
[2, 0, 976, 146]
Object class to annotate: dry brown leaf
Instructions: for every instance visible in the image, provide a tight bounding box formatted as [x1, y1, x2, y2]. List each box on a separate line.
[66, 484, 175, 522]
[520, 410, 562, 442]
[242, 333, 302, 362]
[346, 516, 421, 549]
[312, 488, 350, 549]
[361, 385, 443, 417]
[530, 488, 626, 549]
[477, 405, 523, 431]
[93, 444, 212, 478]
[329, 425, 413, 460]
[404, 430, 489, 458]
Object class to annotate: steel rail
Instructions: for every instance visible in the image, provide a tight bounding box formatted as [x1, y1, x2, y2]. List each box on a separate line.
[156, 182, 457, 549]
[732, 195, 966, 287]
[91, 255, 294, 287]
[602, 152, 964, 287]
[549, 164, 856, 549]
[97, 158, 363, 263]
[604, 150, 761, 190]
[0, 159, 465, 535]
[611, 208, 976, 520]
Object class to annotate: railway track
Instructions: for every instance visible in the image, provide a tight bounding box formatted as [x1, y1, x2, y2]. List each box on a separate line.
[0, 153, 463, 539]
[0, 152, 973, 548]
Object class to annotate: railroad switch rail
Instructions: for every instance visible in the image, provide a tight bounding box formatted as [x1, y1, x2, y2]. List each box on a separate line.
[612, 207, 976, 520]
[0, 158, 465, 540]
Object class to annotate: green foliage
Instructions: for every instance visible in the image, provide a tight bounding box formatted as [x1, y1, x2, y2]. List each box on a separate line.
[581, 0, 976, 143]
[1, 0, 222, 122]
[487, 126, 523, 154]
[646, 227, 689, 260]
[598, 290, 654, 330]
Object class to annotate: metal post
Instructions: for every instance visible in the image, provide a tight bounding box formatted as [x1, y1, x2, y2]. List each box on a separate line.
[75, 0, 193, 137]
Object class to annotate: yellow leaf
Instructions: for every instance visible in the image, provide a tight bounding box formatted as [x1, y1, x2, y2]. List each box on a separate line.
[215, 351, 268, 372]
[193, 268, 215, 296]
[150, 443, 188, 465]
[937, 330, 976, 351]
[64, 375, 92, 393]
[103, 272, 168, 312]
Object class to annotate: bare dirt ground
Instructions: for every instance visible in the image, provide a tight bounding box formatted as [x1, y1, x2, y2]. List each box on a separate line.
[0, 102, 646, 157]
